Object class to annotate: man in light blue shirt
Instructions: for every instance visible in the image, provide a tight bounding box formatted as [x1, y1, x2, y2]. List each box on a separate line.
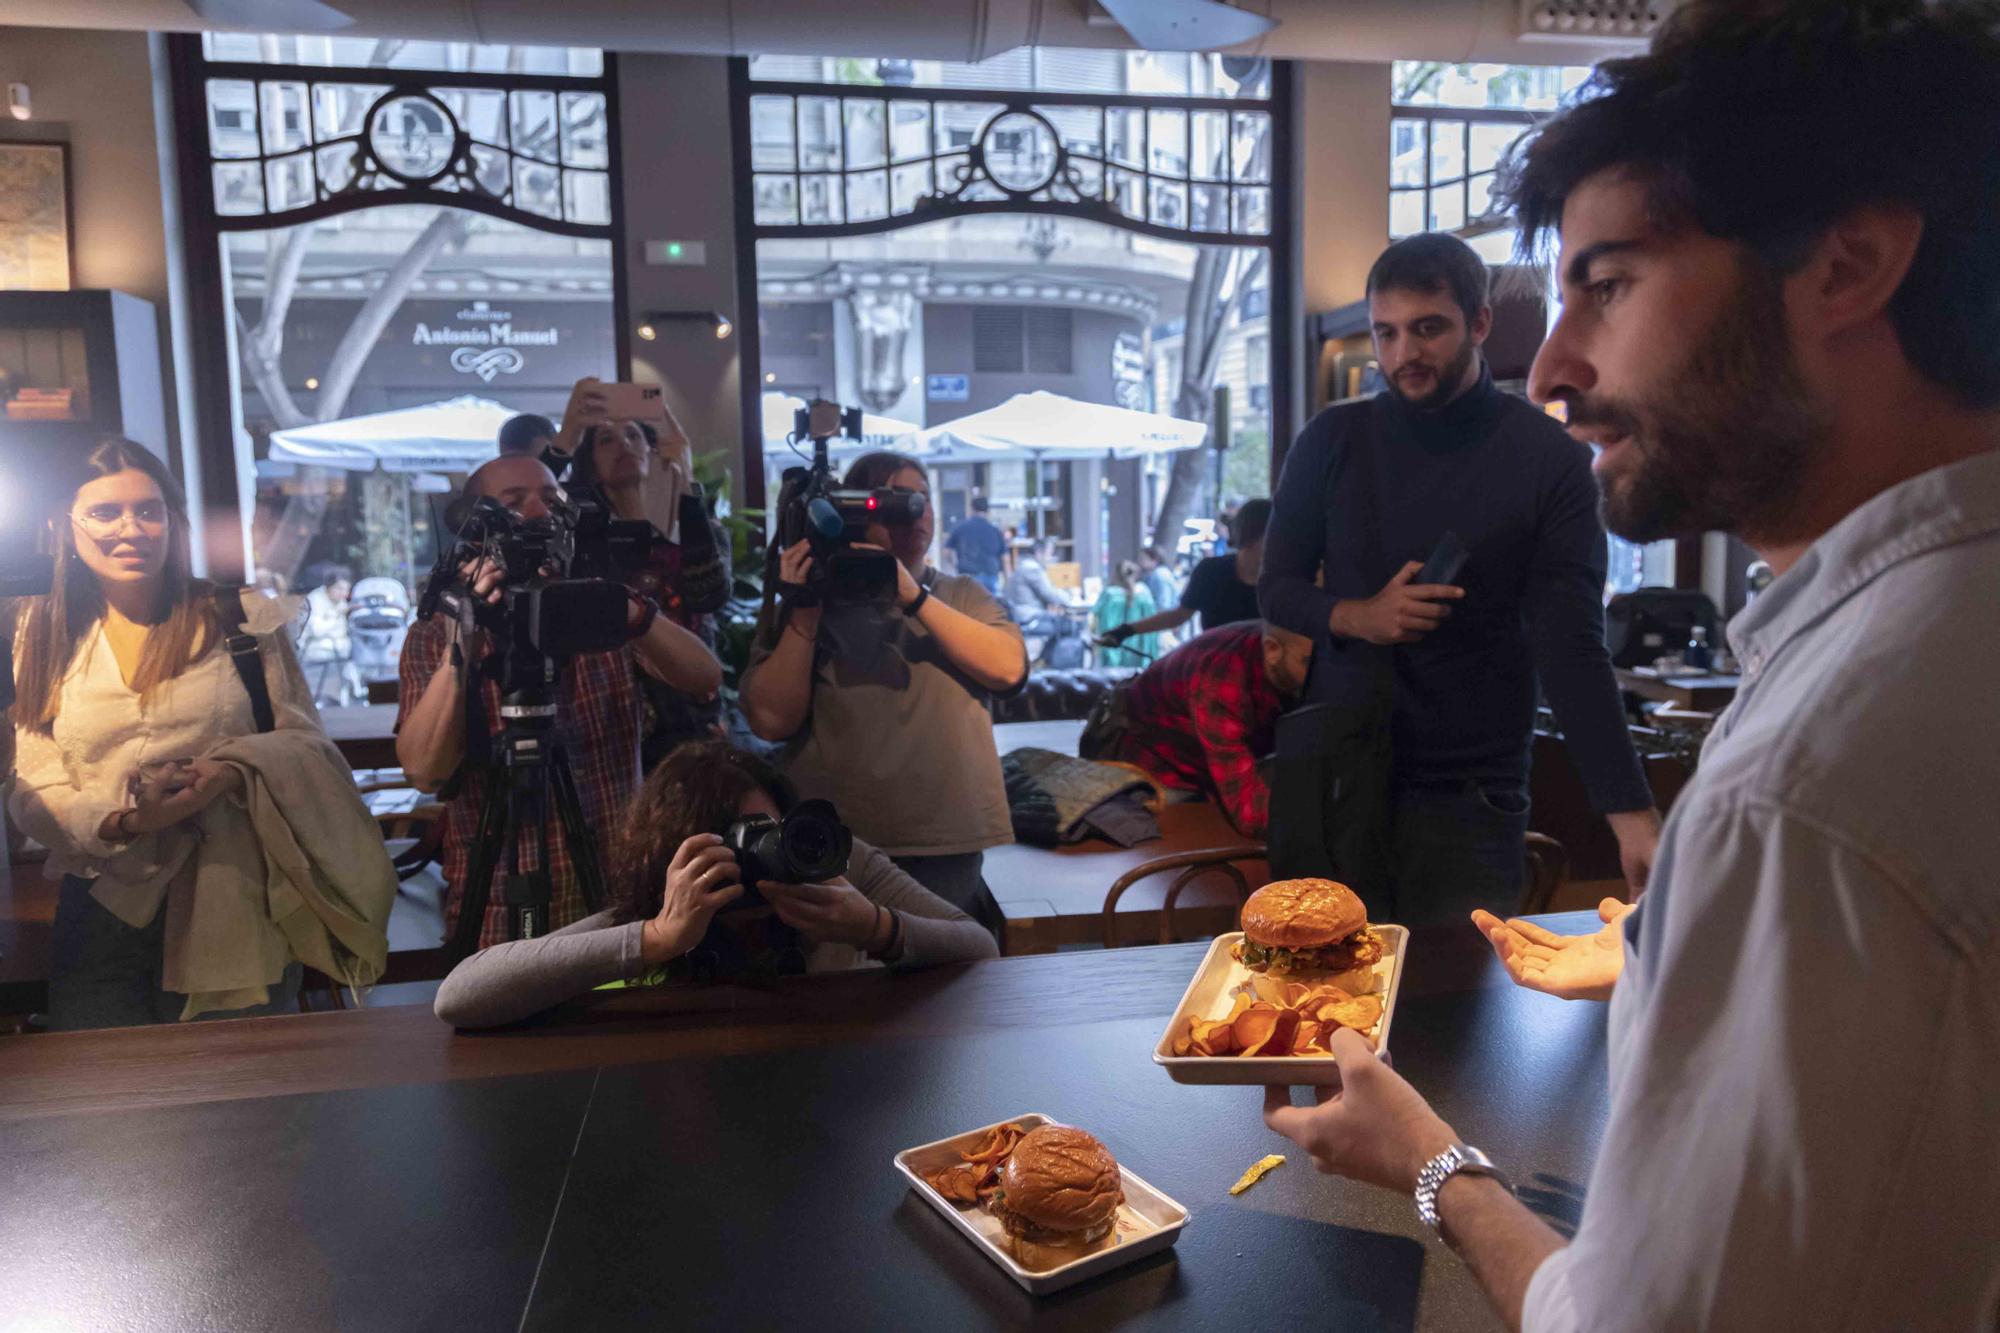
[1260, 3, 2000, 1328]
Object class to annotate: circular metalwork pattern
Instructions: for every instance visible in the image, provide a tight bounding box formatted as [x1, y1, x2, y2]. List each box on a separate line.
[367, 90, 460, 185]
[979, 110, 1060, 195]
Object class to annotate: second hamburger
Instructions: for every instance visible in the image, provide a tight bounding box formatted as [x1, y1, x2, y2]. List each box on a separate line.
[1232, 878, 1384, 987]
[989, 1125, 1125, 1270]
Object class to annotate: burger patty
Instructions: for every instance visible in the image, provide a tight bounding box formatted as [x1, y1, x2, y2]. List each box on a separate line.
[990, 1195, 1116, 1247]
[1234, 928, 1383, 976]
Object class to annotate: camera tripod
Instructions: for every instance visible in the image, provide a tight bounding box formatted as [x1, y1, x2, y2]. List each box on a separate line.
[445, 688, 608, 960]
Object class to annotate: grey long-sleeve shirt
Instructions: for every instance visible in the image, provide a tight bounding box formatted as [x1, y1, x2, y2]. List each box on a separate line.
[434, 837, 997, 1028]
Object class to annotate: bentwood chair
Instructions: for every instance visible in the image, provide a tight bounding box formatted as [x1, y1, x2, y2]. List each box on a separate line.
[1099, 844, 1268, 949]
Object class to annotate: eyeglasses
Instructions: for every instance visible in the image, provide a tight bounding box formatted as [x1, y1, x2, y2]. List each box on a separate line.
[70, 500, 170, 539]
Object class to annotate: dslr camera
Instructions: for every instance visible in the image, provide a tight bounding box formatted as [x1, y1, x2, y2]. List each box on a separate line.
[419, 491, 657, 691]
[720, 798, 853, 911]
[776, 399, 926, 605]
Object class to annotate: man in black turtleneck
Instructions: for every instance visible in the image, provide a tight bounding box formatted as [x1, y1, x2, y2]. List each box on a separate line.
[1260, 234, 1660, 925]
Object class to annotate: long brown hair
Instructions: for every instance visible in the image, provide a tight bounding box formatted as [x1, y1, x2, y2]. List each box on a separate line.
[610, 739, 797, 923]
[12, 438, 220, 731]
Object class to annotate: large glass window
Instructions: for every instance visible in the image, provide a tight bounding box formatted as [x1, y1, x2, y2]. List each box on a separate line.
[181, 35, 618, 705]
[1388, 61, 1590, 260]
[742, 47, 1283, 599]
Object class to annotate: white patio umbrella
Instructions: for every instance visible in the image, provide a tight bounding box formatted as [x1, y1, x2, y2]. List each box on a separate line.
[912, 390, 1208, 461]
[266, 395, 522, 474]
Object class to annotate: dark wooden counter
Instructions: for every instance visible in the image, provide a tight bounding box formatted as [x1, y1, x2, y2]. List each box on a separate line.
[0, 915, 1610, 1332]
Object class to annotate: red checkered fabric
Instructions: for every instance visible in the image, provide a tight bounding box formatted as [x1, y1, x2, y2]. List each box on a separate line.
[398, 616, 641, 948]
[1108, 621, 1281, 836]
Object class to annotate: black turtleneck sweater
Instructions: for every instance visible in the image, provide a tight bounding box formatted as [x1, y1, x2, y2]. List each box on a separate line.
[1259, 367, 1651, 813]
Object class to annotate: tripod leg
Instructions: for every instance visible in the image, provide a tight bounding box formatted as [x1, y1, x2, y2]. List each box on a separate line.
[549, 747, 609, 916]
[447, 771, 511, 962]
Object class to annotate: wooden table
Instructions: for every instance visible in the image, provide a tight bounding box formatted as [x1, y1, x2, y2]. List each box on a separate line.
[1613, 668, 1741, 712]
[318, 711, 1083, 776]
[988, 800, 1265, 953]
[318, 702, 399, 771]
[0, 915, 1610, 1332]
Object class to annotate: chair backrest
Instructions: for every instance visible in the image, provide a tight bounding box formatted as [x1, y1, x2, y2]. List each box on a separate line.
[1516, 832, 1572, 917]
[1100, 844, 1267, 949]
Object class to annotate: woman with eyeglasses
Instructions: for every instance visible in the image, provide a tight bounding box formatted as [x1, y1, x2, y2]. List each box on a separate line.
[739, 451, 1028, 937]
[9, 438, 393, 1029]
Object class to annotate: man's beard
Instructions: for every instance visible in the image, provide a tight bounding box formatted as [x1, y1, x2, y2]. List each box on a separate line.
[1388, 335, 1479, 413]
[1570, 263, 1826, 544]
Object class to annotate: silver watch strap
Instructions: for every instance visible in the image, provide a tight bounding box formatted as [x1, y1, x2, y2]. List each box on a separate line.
[1414, 1143, 1512, 1231]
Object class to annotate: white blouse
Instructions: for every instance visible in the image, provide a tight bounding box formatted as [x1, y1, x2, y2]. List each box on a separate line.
[9, 591, 323, 885]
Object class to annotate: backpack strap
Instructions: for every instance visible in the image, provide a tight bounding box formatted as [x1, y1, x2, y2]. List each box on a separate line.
[212, 585, 275, 734]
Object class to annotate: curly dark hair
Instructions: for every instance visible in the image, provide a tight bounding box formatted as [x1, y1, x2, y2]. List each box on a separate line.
[609, 739, 796, 924]
[1498, 0, 2000, 407]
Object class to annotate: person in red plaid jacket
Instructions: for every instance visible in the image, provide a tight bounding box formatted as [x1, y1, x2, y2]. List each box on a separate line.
[1080, 620, 1312, 837]
[395, 455, 723, 949]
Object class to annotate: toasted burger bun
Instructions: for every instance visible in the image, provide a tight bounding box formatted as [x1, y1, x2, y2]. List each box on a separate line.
[998, 1126, 1124, 1234]
[1239, 879, 1367, 950]
[1012, 1231, 1117, 1271]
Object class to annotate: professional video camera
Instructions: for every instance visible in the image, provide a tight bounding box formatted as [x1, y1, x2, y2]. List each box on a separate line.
[720, 798, 853, 911]
[775, 399, 927, 605]
[419, 492, 655, 690]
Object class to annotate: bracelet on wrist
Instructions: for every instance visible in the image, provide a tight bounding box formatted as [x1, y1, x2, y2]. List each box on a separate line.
[902, 585, 931, 618]
[626, 593, 661, 641]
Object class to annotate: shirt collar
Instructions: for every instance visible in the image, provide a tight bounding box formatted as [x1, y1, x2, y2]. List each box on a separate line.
[1377, 361, 1504, 450]
[1727, 450, 2000, 676]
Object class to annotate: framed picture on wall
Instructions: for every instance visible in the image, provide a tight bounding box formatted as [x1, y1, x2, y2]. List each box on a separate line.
[0, 140, 74, 291]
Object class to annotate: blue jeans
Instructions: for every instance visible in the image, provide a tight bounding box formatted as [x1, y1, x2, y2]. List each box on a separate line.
[969, 572, 1001, 597]
[889, 851, 1004, 944]
[48, 874, 303, 1031]
[1386, 782, 1530, 927]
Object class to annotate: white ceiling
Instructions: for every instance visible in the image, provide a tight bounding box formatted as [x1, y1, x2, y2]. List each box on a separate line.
[0, 0, 1647, 65]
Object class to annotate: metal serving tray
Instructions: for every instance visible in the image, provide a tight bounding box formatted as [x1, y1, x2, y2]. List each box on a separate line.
[1151, 925, 1408, 1087]
[893, 1112, 1190, 1296]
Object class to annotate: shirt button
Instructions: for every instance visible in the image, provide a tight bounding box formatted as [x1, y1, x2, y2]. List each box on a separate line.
[1746, 650, 1765, 676]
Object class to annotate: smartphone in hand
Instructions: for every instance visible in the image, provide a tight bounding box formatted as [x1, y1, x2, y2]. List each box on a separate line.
[1417, 531, 1470, 587]
[600, 382, 669, 426]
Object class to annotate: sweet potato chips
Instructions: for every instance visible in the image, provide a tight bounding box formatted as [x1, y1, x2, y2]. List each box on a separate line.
[921, 1120, 1028, 1205]
[1169, 980, 1385, 1058]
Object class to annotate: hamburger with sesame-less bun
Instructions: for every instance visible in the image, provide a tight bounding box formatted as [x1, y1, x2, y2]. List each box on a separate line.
[1232, 878, 1384, 989]
[989, 1125, 1125, 1270]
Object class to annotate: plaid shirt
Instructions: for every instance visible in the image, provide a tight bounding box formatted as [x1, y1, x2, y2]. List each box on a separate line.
[1106, 621, 1280, 836]
[397, 615, 641, 948]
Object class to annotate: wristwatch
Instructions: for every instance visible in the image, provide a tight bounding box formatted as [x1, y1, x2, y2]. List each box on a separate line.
[1414, 1143, 1512, 1232]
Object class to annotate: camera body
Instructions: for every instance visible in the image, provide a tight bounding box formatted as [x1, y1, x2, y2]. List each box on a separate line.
[720, 798, 853, 911]
[421, 492, 657, 691]
[776, 400, 926, 606]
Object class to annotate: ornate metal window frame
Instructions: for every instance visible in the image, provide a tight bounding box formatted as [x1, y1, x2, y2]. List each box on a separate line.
[163, 34, 629, 579]
[191, 56, 619, 239]
[741, 80, 1277, 245]
[1388, 104, 1536, 241]
[728, 59, 1297, 506]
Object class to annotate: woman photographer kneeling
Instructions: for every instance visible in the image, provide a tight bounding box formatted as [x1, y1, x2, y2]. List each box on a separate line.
[739, 451, 1026, 935]
[433, 739, 996, 1028]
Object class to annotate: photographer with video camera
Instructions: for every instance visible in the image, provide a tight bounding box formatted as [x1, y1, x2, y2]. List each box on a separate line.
[396, 455, 722, 952]
[432, 739, 997, 1028]
[740, 411, 1026, 935]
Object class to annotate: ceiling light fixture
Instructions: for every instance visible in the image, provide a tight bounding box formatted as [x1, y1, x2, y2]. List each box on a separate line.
[639, 310, 733, 342]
